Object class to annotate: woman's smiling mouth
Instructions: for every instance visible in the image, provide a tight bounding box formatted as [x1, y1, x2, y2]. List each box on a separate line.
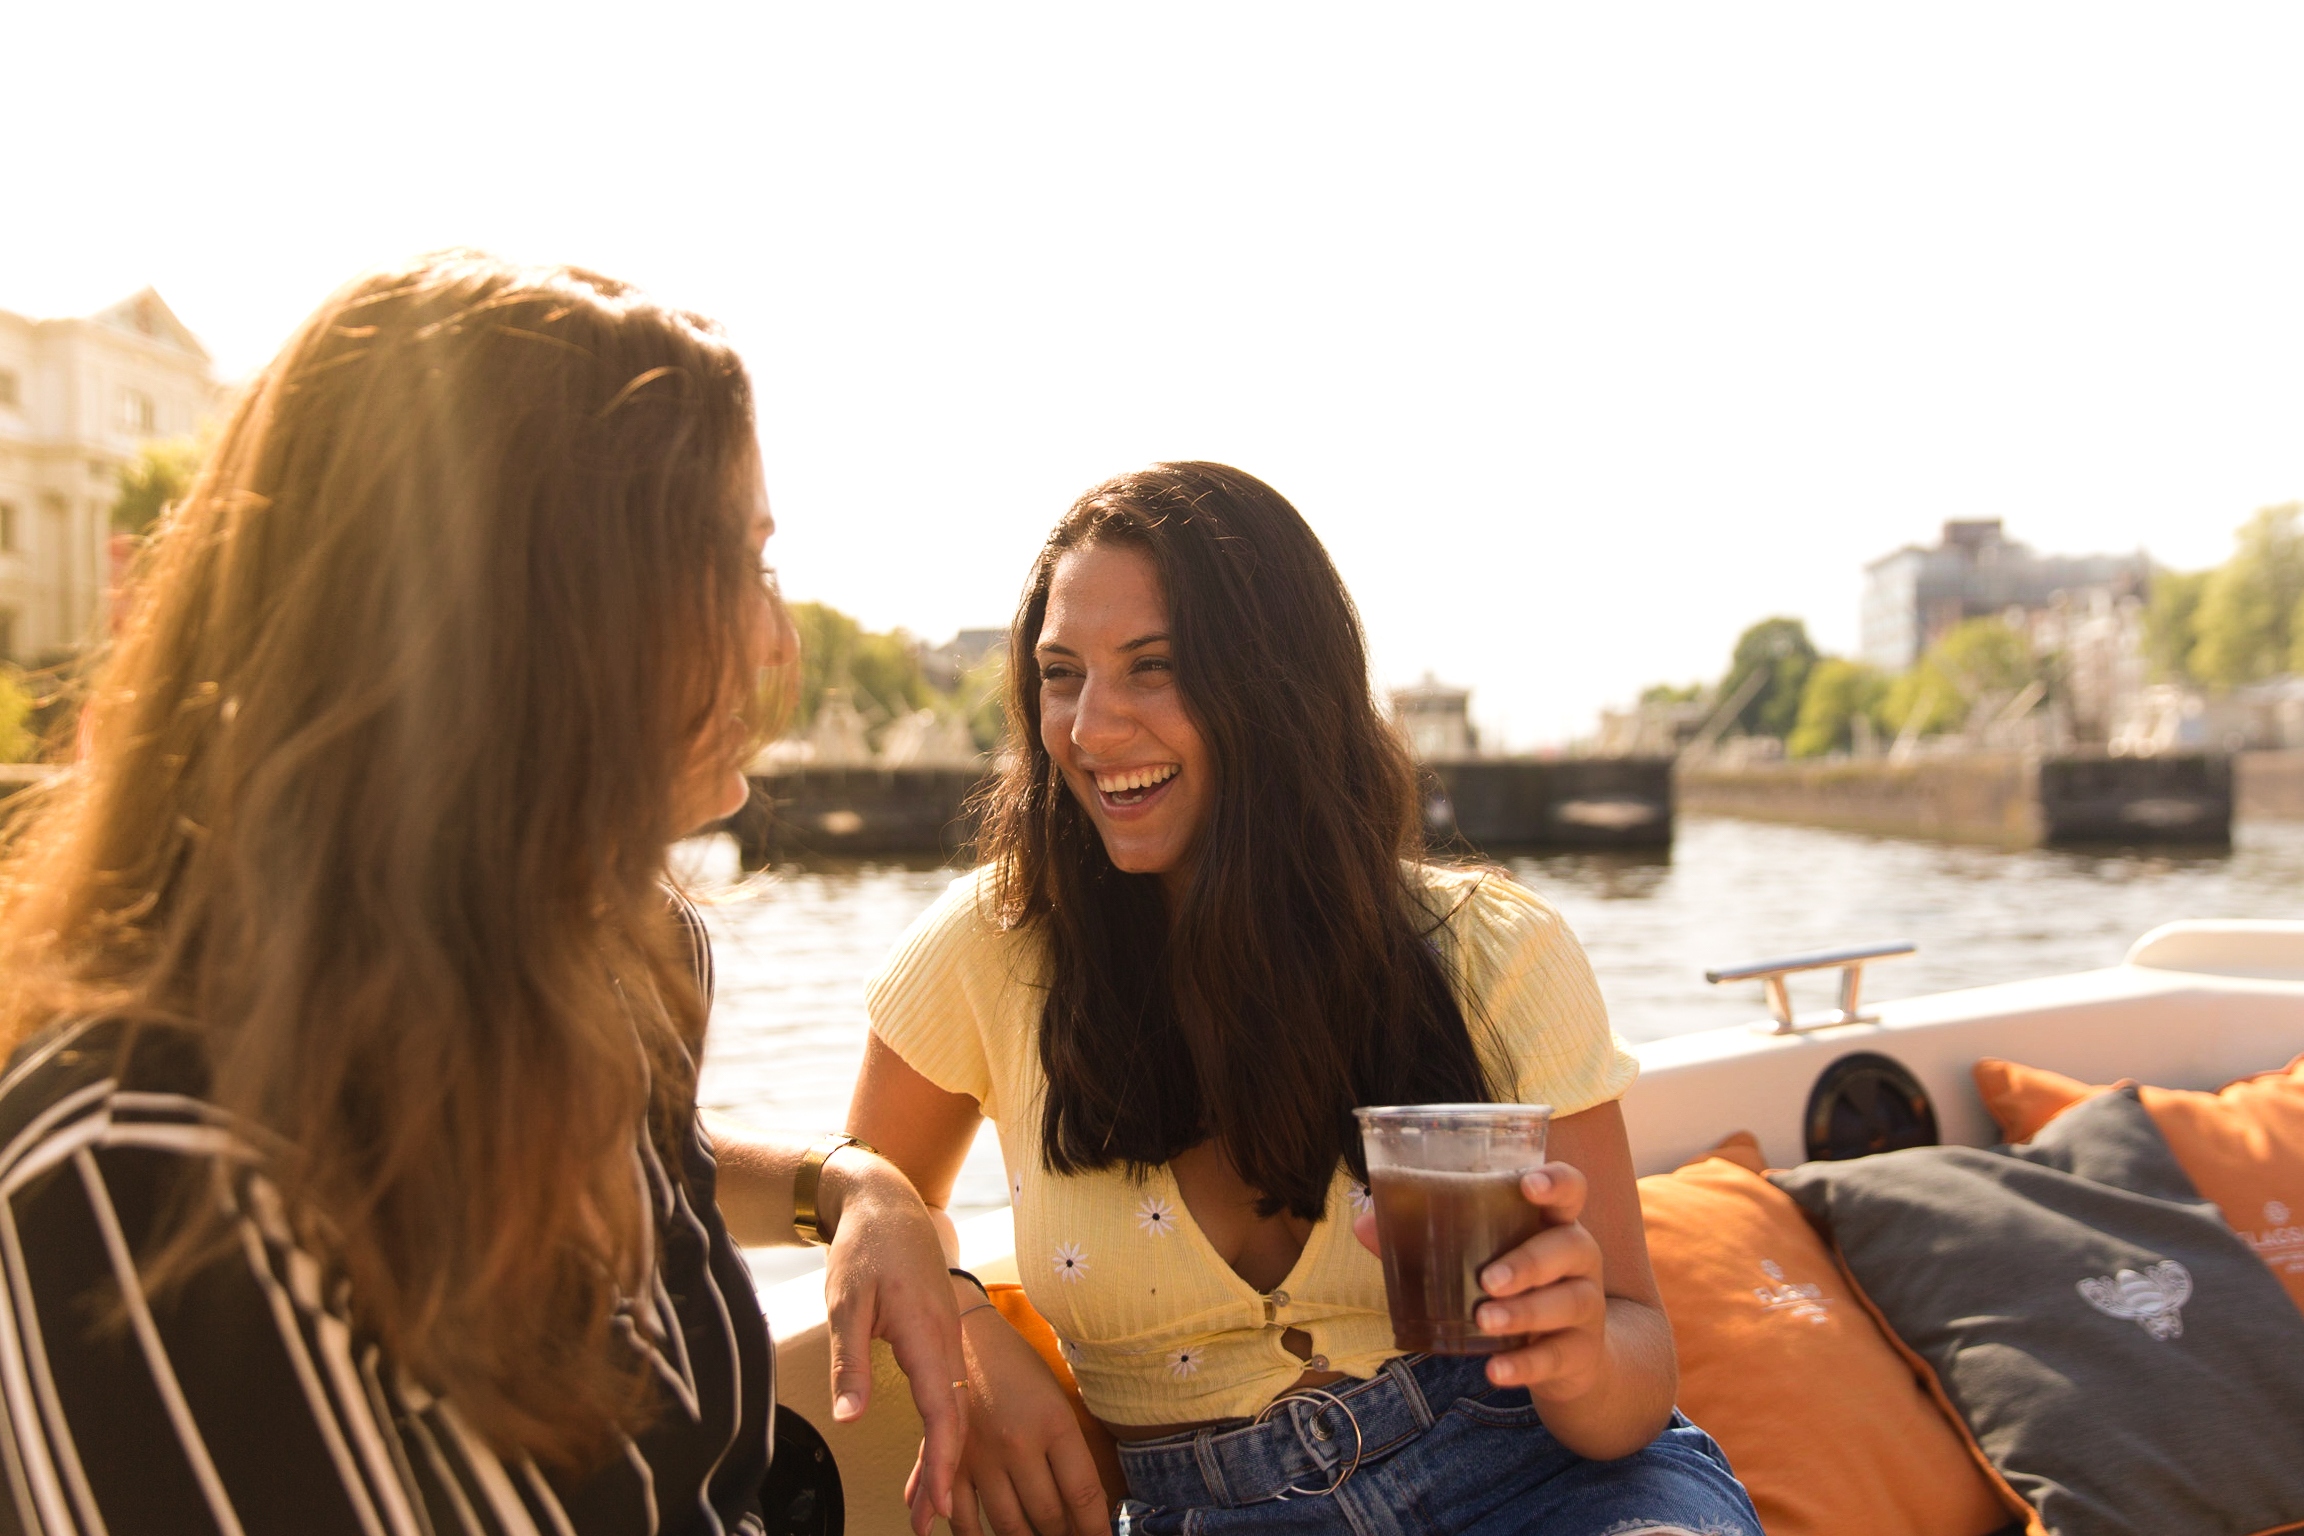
[1093, 763, 1180, 808]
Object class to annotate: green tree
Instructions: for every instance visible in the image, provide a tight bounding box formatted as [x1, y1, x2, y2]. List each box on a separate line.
[785, 601, 934, 728]
[1877, 617, 2034, 741]
[1930, 616, 2035, 699]
[1879, 663, 1963, 739]
[1719, 617, 1817, 739]
[2142, 568, 2208, 683]
[1639, 681, 1701, 706]
[2192, 502, 2304, 688]
[111, 436, 203, 534]
[1786, 659, 1886, 758]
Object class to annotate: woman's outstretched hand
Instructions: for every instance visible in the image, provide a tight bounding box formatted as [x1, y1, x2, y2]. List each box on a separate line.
[1351, 1161, 1610, 1401]
[821, 1157, 970, 1536]
[928, 1297, 1111, 1536]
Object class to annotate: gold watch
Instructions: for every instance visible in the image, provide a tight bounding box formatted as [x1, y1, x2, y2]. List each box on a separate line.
[792, 1133, 880, 1245]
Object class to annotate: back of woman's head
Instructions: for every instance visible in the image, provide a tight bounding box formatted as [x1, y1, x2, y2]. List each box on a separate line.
[0, 251, 764, 1463]
[981, 462, 1493, 1220]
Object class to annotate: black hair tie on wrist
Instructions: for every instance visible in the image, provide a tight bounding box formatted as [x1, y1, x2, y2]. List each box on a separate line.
[948, 1266, 990, 1297]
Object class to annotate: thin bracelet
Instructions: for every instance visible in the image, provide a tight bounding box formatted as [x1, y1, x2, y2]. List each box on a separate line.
[957, 1299, 997, 1322]
[791, 1133, 880, 1246]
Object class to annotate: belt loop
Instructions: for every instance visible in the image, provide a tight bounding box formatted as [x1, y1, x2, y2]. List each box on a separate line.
[1191, 1429, 1236, 1508]
[1382, 1355, 1435, 1432]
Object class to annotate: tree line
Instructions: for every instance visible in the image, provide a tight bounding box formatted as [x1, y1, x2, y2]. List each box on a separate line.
[1646, 502, 2296, 760]
[1646, 611, 2037, 760]
[2146, 502, 2304, 689]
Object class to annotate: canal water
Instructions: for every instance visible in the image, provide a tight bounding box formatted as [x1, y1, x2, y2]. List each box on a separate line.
[689, 815, 2304, 1283]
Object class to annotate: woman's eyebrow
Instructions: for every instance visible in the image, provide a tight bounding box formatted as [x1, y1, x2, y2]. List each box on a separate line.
[1116, 632, 1170, 652]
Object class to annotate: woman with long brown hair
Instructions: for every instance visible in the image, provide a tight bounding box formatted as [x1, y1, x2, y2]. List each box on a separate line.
[0, 252, 966, 1535]
[851, 464, 1759, 1535]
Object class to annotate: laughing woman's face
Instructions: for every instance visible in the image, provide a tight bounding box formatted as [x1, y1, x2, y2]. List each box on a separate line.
[1035, 542, 1212, 895]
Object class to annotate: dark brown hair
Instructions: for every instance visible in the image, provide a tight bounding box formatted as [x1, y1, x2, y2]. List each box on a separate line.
[0, 252, 766, 1464]
[977, 462, 1494, 1220]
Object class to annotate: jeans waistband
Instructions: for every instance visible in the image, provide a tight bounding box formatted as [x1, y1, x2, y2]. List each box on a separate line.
[1114, 1354, 1495, 1511]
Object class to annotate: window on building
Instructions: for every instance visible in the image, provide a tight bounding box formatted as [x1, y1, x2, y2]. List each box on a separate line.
[0, 502, 16, 553]
[121, 390, 155, 435]
[0, 370, 19, 409]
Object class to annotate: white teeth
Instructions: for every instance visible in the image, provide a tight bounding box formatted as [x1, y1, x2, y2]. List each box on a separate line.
[1096, 764, 1178, 795]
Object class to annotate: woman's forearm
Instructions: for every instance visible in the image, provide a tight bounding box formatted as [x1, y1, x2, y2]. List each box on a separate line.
[702, 1110, 880, 1248]
[1530, 1297, 1678, 1462]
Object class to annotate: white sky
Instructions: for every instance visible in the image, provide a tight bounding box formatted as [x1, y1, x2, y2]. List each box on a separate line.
[9, 4, 2296, 745]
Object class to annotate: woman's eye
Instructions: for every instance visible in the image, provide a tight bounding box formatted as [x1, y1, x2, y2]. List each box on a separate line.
[1133, 655, 1173, 675]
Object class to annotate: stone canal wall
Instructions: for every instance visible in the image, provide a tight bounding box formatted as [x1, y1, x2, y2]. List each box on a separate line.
[727, 767, 986, 866]
[728, 757, 1679, 864]
[1423, 757, 1673, 851]
[2237, 750, 2304, 821]
[1678, 752, 2231, 848]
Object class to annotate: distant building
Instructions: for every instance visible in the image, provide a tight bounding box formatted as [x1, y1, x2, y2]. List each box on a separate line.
[1391, 673, 1476, 760]
[0, 289, 221, 661]
[1859, 520, 2149, 673]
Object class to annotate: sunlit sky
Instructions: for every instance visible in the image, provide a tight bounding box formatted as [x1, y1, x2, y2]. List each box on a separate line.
[10, 5, 2296, 745]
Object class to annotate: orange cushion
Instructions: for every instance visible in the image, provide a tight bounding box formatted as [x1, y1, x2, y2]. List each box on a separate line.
[985, 1283, 1125, 1502]
[1974, 1054, 2304, 1313]
[1639, 1133, 2016, 1536]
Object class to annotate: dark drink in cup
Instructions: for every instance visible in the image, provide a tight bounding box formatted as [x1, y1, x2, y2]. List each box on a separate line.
[1355, 1104, 1552, 1355]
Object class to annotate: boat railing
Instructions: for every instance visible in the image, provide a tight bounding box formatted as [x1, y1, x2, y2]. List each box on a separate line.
[1704, 940, 1917, 1034]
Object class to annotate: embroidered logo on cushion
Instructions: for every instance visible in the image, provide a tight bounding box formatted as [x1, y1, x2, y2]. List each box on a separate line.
[2078, 1260, 2193, 1339]
[2247, 1201, 2304, 1276]
[1751, 1259, 1832, 1324]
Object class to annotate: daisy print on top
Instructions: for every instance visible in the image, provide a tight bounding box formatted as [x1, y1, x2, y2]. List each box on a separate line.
[1346, 1181, 1373, 1216]
[1137, 1195, 1178, 1237]
[1169, 1347, 1201, 1380]
[1053, 1241, 1090, 1282]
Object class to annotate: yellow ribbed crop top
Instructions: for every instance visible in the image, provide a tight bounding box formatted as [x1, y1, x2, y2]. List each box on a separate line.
[863, 862, 1638, 1426]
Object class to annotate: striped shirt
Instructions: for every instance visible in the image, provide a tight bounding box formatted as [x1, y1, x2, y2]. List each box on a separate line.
[0, 914, 772, 1536]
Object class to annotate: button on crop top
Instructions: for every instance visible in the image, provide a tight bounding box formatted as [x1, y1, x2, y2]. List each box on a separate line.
[864, 862, 1638, 1426]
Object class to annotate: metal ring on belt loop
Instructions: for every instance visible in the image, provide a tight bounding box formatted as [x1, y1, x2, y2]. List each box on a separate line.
[1250, 1387, 1365, 1499]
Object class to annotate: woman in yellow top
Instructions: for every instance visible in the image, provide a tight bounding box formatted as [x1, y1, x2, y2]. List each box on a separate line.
[852, 464, 1758, 1536]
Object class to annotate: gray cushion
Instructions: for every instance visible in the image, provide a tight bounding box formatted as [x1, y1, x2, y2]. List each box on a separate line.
[1771, 1086, 2304, 1536]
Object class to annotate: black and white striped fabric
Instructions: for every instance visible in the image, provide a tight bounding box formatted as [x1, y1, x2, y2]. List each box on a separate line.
[0, 906, 772, 1536]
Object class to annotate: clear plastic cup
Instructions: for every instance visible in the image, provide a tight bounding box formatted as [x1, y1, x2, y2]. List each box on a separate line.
[1354, 1103, 1553, 1354]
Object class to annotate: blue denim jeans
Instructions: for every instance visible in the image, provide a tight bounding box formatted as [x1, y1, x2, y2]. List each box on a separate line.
[1113, 1354, 1760, 1536]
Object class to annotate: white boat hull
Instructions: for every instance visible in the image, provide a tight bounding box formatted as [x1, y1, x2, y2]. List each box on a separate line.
[764, 920, 2304, 1535]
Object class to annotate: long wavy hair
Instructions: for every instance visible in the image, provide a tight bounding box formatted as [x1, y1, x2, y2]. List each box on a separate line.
[977, 463, 1495, 1221]
[0, 252, 767, 1464]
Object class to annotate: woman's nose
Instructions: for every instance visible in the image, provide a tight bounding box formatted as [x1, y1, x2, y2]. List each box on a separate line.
[1069, 674, 1134, 754]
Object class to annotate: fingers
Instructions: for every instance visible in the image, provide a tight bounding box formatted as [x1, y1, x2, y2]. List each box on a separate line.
[974, 1470, 1036, 1536]
[1047, 1435, 1114, 1536]
[1007, 1450, 1079, 1536]
[1519, 1161, 1588, 1224]
[1487, 1322, 1605, 1396]
[1475, 1274, 1606, 1340]
[826, 1290, 874, 1423]
[1481, 1215, 1601, 1299]
[945, 1468, 985, 1536]
[890, 1331, 967, 1517]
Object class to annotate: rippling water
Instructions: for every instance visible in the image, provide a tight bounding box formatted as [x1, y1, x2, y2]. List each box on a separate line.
[689, 815, 2304, 1282]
